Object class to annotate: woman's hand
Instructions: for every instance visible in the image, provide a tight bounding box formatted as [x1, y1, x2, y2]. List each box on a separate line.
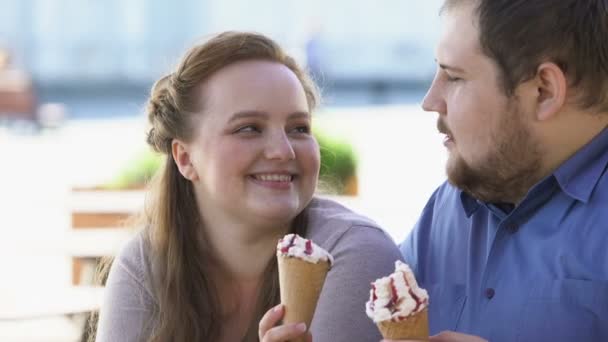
[259, 304, 312, 342]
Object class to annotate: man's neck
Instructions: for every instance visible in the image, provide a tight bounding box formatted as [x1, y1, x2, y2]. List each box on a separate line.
[538, 110, 608, 181]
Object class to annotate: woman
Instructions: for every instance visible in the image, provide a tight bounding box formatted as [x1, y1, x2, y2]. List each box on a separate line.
[94, 31, 402, 342]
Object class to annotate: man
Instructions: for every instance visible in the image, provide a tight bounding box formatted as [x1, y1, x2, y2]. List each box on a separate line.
[390, 0, 608, 341]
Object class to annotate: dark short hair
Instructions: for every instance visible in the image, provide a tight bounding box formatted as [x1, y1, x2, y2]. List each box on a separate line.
[443, 0, 608, 112]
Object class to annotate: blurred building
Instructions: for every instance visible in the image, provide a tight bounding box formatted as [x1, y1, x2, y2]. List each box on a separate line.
[1, 0, 442, 88]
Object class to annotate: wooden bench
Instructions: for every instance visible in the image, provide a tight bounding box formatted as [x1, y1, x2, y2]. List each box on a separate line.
[70, 190, 143, 284]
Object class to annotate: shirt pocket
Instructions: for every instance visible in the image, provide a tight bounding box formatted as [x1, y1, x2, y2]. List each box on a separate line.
[427, 284, 467, 333]
[517, 279, 608, 342]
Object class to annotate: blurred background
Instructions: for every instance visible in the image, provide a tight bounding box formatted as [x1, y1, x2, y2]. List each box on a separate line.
[0, 0, 447, 340]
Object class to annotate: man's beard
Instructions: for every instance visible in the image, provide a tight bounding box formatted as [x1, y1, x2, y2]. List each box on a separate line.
[443, 103, 543, 204]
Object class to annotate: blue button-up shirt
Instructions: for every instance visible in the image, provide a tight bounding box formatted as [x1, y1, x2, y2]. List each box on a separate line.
[400, 127, 608, 342]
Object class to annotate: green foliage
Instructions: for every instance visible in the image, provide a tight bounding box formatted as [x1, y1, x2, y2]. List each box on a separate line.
[104, 149, 163, 189]
[315, 130, 358, 195]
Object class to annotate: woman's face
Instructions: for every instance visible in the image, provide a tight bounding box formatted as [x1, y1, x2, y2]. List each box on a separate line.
[175, 60, 320, 228]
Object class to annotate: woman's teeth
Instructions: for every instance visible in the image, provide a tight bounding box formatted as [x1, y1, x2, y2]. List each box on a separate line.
[254, 174, 293, 182]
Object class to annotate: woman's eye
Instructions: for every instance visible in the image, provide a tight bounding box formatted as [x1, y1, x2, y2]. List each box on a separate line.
[235, 125, 260, 133]
[291, 126, 311, 134]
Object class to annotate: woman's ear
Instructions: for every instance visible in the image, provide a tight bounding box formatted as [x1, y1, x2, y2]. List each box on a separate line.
[534, 62, 567, 121]
[171, 139, 199, 181]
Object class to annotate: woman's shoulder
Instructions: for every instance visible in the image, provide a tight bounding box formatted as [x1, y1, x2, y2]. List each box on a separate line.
[115, 229, 149, 272]
[306, 196, 381, 229]
[110, 229, 156, 297]
[305, 197, 398, 253]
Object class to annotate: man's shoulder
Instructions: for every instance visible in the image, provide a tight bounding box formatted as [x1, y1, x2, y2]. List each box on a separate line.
[433, 180, 462, 198]
[424, 180, 467, 212]
[409, 180, 477, 238]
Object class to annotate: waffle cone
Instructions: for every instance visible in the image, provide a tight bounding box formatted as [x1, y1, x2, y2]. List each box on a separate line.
[376, 308, 429, 340]
[277, 255, 330, 342]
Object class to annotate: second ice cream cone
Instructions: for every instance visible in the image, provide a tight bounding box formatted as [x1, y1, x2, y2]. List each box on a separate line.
[377, 308, 429, 340]
[366, 261, 430, 341]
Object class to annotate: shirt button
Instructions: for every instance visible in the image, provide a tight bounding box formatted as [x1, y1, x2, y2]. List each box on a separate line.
[485, 288, 495, 299]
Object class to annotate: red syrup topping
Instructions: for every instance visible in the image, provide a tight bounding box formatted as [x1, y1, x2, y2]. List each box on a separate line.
[402, 271, 424, 313]
[304, 239, 313, 255]
[385, 278, 401, 314]
[280, 234, 298, 253]
[371, 284, 378, 301]
[381, 271, 425, 322]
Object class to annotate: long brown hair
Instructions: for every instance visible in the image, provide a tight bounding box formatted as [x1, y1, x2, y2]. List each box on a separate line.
[88, 31, 319, 341]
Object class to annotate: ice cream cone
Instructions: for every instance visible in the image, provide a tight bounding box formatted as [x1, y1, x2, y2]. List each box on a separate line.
[376, 308, 429, 340]
[277, 255, 330, 342]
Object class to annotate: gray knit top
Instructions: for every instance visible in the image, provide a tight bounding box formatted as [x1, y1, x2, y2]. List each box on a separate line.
[96, 197, 403, 341]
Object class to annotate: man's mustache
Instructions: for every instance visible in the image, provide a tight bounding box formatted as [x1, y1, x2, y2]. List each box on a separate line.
[437, 119, 451, 136]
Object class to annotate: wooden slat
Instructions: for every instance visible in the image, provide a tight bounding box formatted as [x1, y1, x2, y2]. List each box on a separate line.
[71, 212, 131, 229]
[70, 190, 143, 284]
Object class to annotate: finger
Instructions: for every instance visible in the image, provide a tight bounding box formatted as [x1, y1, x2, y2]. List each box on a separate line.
[431, 331, 455, 341]
[262, 322, 307, 342]
[258, 304, 284, 338]
[431, 331, 488, 342]
[430, 332, 450, 342]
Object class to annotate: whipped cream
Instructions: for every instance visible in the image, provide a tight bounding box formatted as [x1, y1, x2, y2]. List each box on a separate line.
[276, 234, 334, 265]
[365, 261, 429, 323]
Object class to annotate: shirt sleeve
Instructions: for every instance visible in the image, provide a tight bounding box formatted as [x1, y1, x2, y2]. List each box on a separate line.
[310, 225, 404, 342]
[399, 186, 440, 284]
[95, 244, 156, 341]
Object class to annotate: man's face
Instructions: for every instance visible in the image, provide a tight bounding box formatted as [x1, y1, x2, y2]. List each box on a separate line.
[422, 3, 542, 203]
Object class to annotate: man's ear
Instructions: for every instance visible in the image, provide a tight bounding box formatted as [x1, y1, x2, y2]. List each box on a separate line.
[171, 139, 199, 181]
[534, 62, 567, 121]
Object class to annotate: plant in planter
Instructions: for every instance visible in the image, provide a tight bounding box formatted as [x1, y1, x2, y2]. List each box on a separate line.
[315, 130, 358, 195]
[103, 149, 163, 190]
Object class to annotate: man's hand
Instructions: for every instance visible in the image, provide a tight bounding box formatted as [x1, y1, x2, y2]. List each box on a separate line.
[259, 304, 312, 342]
[382, 330, 487, 342]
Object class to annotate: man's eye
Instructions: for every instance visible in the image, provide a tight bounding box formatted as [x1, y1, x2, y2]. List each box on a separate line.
[446, 75, 462, 82]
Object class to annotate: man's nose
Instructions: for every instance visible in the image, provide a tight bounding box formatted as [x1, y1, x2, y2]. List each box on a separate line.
[421, 72, 446, 115]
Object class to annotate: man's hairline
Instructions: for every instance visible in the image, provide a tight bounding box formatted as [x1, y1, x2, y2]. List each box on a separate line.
[439, 0, 479, 16]
[438, 0, 520, 101]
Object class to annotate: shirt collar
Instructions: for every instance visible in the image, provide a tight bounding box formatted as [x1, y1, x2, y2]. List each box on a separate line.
[460, 190, 481, 217]
[553, 126, 608, 203]
[459, 126, 608, 214]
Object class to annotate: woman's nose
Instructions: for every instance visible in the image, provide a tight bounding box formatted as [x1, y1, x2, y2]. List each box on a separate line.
[264, 131, 296, 161]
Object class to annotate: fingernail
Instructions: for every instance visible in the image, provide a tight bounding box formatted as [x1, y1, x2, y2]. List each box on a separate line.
[273, 304, 282, 312]
[296, 322, 306, 332]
